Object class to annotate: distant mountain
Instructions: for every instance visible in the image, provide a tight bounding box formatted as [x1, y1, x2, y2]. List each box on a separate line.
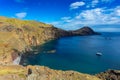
[69, 26, 100, 36]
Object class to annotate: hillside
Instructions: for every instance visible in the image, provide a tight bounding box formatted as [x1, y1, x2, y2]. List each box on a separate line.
[0, 65, 119, 80]
[0, 65, 101, 80]
[0, 17, 51, 64]
[0, 16, 99, 65]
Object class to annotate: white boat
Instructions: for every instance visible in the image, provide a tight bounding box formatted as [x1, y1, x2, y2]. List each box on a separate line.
[96, 52, 102, 56]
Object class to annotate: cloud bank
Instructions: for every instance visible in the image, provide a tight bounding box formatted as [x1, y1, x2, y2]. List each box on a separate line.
[51, 6, 120, 31]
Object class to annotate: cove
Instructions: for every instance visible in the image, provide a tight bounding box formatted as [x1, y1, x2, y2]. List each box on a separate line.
[23, 32, 120, 74]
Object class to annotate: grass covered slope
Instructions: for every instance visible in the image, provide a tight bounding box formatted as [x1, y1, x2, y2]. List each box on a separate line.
[0, 16, 65, 64]
[0, 65, 101, 80]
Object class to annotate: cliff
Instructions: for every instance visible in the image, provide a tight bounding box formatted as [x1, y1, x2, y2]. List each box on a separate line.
[0, 16, 99, 65]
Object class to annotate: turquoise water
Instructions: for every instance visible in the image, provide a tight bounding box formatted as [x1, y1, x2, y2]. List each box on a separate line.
[25, 32, 120, 74]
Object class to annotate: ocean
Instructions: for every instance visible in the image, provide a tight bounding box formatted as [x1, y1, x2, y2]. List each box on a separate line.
[24, 32, 120, 74]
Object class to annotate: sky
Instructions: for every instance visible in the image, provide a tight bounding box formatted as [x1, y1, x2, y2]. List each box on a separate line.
[0, 0, 120, 32]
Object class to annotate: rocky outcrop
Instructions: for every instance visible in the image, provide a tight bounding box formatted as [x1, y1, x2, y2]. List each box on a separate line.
[0, 65, 101, 80]
[96, 70, 120, 80]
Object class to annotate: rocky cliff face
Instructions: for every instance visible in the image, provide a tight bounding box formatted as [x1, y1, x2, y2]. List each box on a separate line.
[0, 16, 99, 65]
[96, 70, 120, 80]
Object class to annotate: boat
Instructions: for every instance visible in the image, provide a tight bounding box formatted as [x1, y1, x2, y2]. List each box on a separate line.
[96, 52, 102, 56]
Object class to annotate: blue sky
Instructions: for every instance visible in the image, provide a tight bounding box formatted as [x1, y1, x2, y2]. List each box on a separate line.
[0, 0, 120, 31]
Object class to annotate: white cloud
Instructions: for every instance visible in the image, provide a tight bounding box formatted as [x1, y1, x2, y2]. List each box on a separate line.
[15, 12, 27, 19]
[61, 17, 72, 22]
[86, 0, 114, 8]
[74, 7, 120, 25]
[61, 17, 71, 20]
[86, 0, 100, 8]
[116, 10, 120, 16]
[86, 0, 99, 8]
[91, 0, 99, 7]
[75, 8, 105, 24]
[70, 2, 85, 9]
[75, 6, 120, 25]
[50, 6, 120, 30]
[115, 6, 120, 16]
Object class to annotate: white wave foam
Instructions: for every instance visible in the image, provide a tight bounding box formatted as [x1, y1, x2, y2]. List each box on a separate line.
[13, 55, 21, 65]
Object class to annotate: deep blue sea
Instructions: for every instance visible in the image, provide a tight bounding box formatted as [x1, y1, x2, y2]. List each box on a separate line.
[25, 32, 120, 74]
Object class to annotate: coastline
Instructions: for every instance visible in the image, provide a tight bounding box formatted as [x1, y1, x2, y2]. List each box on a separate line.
[0, 16, 119, 80]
